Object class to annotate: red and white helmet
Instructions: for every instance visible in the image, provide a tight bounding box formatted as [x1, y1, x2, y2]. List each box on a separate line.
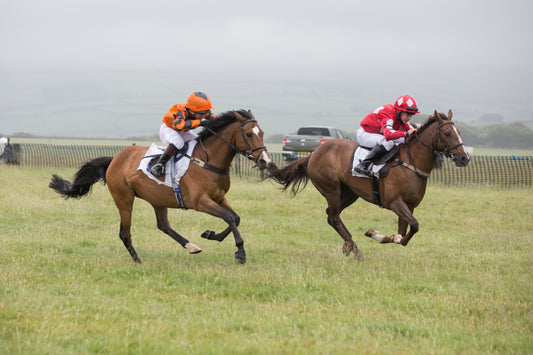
[394, 95, 420, 114]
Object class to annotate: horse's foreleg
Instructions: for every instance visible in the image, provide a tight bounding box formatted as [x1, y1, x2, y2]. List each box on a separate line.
[201, 202, 240, 242]
[201, 226, 232, 241]
[390, 201, 418, 246]
[364, 229, 402, 244]
[153, 206, 202, 254]
[398, 217, 409, 237]
[197, 198, 246, 264]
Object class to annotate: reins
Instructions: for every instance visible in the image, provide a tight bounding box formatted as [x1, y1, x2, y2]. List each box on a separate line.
[196, 118, 267, 174]
[395, 119, 464, 179]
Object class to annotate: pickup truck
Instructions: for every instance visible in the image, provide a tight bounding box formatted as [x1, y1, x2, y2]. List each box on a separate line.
[282, 126, 347, 161]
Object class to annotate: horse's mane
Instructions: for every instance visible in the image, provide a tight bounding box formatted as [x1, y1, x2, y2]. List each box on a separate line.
[408, 112, 448, 141]
[197, 110, 253, 140]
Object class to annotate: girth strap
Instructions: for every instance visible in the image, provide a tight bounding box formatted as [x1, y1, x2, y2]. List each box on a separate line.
[371, 175, 382, 207]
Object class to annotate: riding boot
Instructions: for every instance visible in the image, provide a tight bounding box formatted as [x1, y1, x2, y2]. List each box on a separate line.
[354, 144, 388, 176]
[151, 144, 179, 177]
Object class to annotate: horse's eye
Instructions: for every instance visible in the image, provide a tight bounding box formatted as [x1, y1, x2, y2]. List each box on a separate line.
[246, 133, 253, 138]
[444, 131, 451, 137]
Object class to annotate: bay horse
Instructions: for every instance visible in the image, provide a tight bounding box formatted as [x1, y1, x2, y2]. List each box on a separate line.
[49, 110, 273, 264]
[267, 110, 470, 260]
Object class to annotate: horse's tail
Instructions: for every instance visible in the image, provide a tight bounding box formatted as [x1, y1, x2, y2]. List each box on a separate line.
[266, 156, 310, 195]
[49, 156, 114, 199]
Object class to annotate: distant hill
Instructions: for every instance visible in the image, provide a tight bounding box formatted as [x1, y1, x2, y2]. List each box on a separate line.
[9, 121, 533, 149]
[455, 121, 533, 148]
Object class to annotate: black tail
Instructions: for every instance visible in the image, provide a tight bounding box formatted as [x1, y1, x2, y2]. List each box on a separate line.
[49, 156, 114, 199]
[266, 156, 310, 195]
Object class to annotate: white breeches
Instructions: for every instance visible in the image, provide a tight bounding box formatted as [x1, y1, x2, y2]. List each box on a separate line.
[159, 123, 198, 149]
[356, 127, 405, 151]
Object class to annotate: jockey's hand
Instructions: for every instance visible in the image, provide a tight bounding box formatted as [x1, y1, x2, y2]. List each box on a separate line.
[198, 120, 207, 127]
[408, 127, 417, 136]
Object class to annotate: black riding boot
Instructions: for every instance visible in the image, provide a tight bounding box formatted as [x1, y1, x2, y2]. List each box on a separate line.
[150, 144, 178, 177]
[354, 144, 388, 176]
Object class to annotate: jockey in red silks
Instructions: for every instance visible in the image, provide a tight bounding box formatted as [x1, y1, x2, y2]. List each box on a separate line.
[151, 92, 217, 177]
[354, 95, 420, 176]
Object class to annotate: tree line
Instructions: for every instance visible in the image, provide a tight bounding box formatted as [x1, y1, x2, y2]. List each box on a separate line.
[455, 122, 533, 148]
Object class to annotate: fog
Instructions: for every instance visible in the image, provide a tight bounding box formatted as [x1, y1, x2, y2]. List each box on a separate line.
[1, 0, 532, 138]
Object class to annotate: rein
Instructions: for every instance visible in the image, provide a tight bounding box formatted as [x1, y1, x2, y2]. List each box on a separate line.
[196, 118, 267, 174]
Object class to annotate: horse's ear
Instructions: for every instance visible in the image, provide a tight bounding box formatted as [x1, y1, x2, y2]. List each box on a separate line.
[234, 111, 244, 121]
[434, 110, 443, 124]
[447, 109, 453, 120]
[247, 109, 255, 119]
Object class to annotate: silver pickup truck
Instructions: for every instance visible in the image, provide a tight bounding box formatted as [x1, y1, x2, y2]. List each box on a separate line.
[282, 126, 347, 161]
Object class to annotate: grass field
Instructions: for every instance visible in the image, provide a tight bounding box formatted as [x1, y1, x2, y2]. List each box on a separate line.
[1, 167, 532, 354]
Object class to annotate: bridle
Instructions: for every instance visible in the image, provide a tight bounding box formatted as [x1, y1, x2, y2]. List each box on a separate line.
[197, 118, 268, 172]
[397, 120, 464, 178]
[413, 120, 464, 158]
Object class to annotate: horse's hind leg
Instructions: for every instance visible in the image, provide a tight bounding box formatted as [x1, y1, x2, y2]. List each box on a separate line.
[389, 200, 419, 246]
[321, 183, 362, 260]
[153, 206, 202, 254]
[118, 204, 141, 263]
[109, 183, 141, 263]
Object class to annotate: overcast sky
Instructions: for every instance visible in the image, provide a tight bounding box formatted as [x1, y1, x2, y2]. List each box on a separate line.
[1, 0, 532, 137]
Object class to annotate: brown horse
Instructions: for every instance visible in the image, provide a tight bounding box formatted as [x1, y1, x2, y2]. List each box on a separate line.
[49, 110, 274, 264]
[267, 110, 470, 260]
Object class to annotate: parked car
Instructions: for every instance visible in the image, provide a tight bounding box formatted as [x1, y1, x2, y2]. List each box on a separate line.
[282, 126, 347, 161]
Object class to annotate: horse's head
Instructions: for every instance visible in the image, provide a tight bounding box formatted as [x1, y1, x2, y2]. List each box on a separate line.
[425, 110, 470, 167]
[233, 110, 274, 170]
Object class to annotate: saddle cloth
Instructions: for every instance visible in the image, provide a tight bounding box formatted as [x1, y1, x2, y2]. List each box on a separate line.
[351, 146, 386, 178]
[137, 142, 197, 187]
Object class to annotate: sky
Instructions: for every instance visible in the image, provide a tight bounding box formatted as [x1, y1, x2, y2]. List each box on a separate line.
[1, 0, 532, 138]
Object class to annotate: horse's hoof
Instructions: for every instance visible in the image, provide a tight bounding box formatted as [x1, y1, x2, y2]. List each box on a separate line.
[365, 229, 376, 238]
[235, 252, 246, 264]
[342, 243, 353, 256]
[185, 242, 202, 254]
[354, 251, 364, 261]
[201, 230, 215, 240]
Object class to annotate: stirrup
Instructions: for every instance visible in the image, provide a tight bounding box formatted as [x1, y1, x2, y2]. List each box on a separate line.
[354, 164, 371, 176]
[151, 163, 165, 177]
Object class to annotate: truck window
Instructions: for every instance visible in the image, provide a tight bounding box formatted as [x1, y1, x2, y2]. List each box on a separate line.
[297, 127, 330, 136]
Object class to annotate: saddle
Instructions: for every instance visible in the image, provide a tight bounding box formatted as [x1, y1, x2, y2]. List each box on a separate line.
[138, 142, 197, 188]
[351, 145, 399, 207]
[351, 145, 398, 179]
[148, 142, 191, 174]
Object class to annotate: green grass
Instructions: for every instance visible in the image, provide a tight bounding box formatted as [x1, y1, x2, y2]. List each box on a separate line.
[1, 167, 532, 354]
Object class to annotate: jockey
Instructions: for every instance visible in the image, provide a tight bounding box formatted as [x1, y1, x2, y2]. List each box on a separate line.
[151, 92, 217, 177]
[354, 95, 419, 176]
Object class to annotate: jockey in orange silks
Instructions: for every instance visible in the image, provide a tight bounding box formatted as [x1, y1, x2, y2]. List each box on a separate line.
[151, 92, 217, 177]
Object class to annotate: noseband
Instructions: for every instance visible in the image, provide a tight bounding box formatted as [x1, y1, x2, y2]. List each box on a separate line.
[239, 120, 268, 164]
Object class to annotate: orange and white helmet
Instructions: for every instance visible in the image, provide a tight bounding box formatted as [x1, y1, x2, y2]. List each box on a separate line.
[394, 95, 419, 114]
[185, 91, 214, 113]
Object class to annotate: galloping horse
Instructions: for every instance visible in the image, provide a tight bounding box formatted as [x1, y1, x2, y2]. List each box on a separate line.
[267, 110, 470, 260]
[50, 110, 273, 264]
